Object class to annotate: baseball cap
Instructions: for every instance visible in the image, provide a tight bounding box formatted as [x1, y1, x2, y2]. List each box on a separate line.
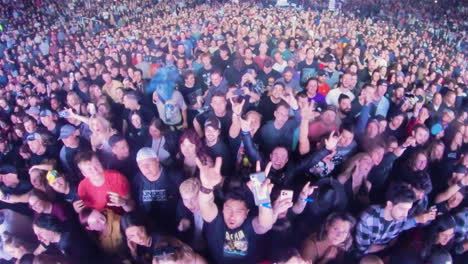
[0, 165, 17, 174]
[26, 106, 40, 116]
[46, 170, 60, 185]
[58, 125, 77, 140]
[136, 147, 158, 162]
[204, 116, 221, 130]
[40, 109, 53, 117]
[322, 54, 334, 63]
[26, 133, 42, 141]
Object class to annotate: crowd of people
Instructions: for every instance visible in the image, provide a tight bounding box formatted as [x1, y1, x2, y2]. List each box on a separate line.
[0, 0, 467, 263]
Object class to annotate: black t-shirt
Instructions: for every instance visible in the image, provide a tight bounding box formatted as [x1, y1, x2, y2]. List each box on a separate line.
[258, 70, 282, 88]
[132, 167, 184, 232]
[298, 59, 319, 82]
[102, 152, 138, 180]
[383, 125, 406, 143]
[59, 139, 91, 185]
[207, 139, 234, 177]
[196, 67, 214, 89]
[179, 83, 204, 107]
[256, 96, 280, 124]
[62, 184, 80, 204]
[195, 110, 233, 141]
[30, 146, 58, 166]
[204, 213, 259, 264]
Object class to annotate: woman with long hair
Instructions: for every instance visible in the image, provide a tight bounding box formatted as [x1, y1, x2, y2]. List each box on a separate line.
[32, 214, 103, 263]
[337, 153, 374, 211]
[178, 129, 209, 178]
[120, 211, 160, 264]
[420, 215, 456, 261]
[301, 212, 356, 264]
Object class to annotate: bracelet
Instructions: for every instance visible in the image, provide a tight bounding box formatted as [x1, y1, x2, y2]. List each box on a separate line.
[200, 185, 213, 194]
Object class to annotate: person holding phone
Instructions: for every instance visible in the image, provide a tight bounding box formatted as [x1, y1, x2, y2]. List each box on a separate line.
[196, 157, 276, 264]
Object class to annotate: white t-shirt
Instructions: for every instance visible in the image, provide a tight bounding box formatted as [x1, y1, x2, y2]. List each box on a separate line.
[325, 88, 355, 107]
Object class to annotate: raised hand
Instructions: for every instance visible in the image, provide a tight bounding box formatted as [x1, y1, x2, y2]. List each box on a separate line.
[324, 131, 340, 151]
[415, 209, 437, 224]
[299, 181, 318, 200]
[196, 156, 223, 189]
[107, 191, 128, 207]
[73, 199, 86, 213]
[402, 136, 416, 148]
[240, 117, 251, 132]
[247, 161, 274, 195]
[230, 97, 245, 116]
[273, 195, 293, 217]
[301, 100, 316, 121]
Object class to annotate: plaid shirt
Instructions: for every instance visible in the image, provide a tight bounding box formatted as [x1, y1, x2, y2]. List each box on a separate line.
[453, 208, 468, 254]
[355, 205, 417, 255]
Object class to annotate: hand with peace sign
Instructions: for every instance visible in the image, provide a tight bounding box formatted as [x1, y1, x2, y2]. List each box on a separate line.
[247, 161, 274, 198]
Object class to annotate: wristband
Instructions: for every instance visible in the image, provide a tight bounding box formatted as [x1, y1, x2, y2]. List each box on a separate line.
[457, 181, 464, 189]
[261, 203, 272, 209]
[304, 198, 315, 203]
[200, 185, 213, 194]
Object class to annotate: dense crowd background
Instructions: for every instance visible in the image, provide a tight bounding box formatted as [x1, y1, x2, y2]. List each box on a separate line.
[0, 0, 466, 263]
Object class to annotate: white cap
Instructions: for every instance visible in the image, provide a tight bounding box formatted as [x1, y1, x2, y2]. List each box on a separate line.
[136, 147, 158, 162]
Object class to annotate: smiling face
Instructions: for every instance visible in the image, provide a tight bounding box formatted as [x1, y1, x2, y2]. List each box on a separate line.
[437, 228, 454, 246]
[77, 156, 104, 184]
[270, 147, 289, 170]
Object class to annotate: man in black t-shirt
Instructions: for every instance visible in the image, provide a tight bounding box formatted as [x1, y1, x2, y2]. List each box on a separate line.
[196, 157, 277, 264]
[204, 116, 234, 177]
[26, 133, 58, 166]
[194, 92, 232, 139]
[132, 147, 184, 234]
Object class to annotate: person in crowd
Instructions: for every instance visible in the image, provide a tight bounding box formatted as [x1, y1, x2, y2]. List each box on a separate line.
[132, 147, 184, 233]
[301, 212, 356, 263]
[79, 207, 125, 258]
[75, 151, 133, 213]
[0, 0, 466, 263]
[120, 211, 162, 263]
[32, 214, 104, 263]
[354, 183, 436, 257]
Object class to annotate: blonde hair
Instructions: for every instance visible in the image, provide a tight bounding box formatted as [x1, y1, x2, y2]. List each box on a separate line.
[337, 152, 372, 184]
[179, 177, 200, 196]
[89, 115, 113, 134]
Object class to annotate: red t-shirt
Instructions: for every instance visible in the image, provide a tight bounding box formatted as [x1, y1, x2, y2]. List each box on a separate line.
[318, 83, 331, 96]
[78, 170, 130, 212]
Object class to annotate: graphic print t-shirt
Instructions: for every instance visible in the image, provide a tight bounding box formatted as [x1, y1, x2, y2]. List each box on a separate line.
[204, 213, 258, 264]
[131, 168, 184, 230]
